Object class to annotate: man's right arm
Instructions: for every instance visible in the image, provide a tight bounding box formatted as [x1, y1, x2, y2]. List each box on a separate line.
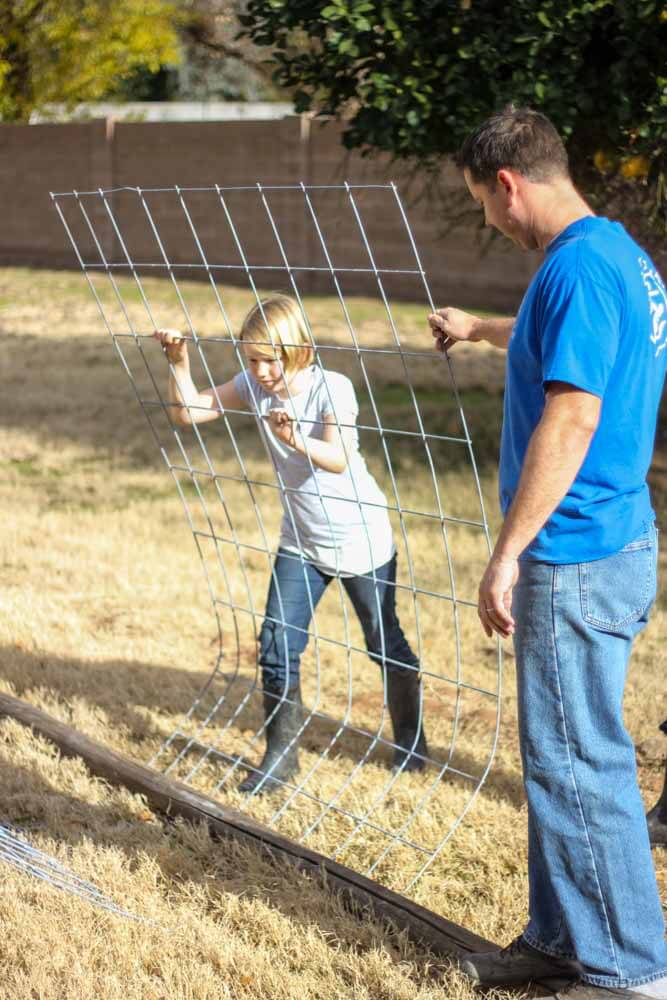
[428, 308, 514, 351]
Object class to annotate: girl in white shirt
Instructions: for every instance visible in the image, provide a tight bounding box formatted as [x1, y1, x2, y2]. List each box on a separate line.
[155, 295, 428, 794]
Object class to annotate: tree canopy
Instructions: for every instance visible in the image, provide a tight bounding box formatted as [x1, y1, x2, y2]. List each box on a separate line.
[240, 0, 667, 240]
[0, 0, 182, 122]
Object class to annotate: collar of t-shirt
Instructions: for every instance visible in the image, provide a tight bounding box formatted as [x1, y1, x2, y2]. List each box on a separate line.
[545, 215, 600, 256]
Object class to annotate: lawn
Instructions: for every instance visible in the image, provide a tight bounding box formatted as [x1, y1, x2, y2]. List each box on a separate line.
[0, 267, 664, 1000]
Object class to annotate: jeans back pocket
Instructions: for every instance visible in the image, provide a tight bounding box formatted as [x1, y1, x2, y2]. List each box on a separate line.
[579, 534, 656, 631]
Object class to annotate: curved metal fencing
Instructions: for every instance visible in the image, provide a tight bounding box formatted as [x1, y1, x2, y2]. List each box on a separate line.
[52, 181, 502, 895]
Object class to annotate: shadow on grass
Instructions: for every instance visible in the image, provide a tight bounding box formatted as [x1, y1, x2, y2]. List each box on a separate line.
[0, 644, 524, 809]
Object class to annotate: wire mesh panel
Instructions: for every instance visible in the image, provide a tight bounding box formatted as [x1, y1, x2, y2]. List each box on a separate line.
[0, 824, 146, 921]
[51, 181, 502, 896]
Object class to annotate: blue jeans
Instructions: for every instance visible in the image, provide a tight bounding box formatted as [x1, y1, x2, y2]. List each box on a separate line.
[258, 549, 419, 691]
[513, 523, 667, 989]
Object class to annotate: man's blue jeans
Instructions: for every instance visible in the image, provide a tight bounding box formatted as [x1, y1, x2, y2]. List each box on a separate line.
[513, 523, 667, 989]
[258, 549, 419, 691]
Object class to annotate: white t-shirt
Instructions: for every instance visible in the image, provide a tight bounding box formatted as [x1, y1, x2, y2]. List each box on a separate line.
[233, 366, 395, 576]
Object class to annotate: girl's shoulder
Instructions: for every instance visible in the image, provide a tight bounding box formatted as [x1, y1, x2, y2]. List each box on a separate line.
[312, 367, 358, 415]
[312, 366, 354, 390]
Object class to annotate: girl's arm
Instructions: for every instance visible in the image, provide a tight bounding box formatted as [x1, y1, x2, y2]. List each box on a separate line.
[154, 329, 244, 426]
[267, 409, 356, 474]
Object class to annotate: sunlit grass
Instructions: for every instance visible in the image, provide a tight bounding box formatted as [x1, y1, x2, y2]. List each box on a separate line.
[0, 267, 664, 999]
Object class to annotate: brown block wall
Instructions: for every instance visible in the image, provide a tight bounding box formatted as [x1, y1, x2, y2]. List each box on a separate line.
[0, 119, 113, 268]
[0, 116, 538, 311]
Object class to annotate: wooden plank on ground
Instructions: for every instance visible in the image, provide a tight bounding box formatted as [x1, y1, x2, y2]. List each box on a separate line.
[0, 691, 496, 961]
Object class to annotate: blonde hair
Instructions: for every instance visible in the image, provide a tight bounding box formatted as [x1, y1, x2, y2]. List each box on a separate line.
[240, 295, 314, 375]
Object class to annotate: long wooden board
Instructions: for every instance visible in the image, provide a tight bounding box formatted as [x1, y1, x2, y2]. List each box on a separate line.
[0, 691, 563, 994]
[0, 691, 494, 954]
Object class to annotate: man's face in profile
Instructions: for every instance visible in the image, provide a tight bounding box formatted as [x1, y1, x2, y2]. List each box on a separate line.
[463, 168, 540, 251]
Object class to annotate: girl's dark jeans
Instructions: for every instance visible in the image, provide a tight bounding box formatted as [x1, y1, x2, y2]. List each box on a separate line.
[258, 548, 418, 691]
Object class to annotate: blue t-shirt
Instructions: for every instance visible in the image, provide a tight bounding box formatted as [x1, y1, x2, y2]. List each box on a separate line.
[499, 215, 667, 563]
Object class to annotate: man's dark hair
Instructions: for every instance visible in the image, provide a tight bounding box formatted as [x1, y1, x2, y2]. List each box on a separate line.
[456, 105, 570, 187]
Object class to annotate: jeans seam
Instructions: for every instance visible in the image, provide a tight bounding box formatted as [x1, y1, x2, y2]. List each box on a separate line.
[522, 930, 578, 962]
[549, 565, 622, 980]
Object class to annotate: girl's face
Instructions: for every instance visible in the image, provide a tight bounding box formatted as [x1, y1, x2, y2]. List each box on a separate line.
[243, 341, 287, 392]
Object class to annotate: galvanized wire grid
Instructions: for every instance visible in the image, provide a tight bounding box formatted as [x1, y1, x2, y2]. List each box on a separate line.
[0, 824, 147, 921]
[51, 182, 502, 894]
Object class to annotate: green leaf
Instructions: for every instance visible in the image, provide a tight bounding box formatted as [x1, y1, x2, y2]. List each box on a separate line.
[338, 37, 359, 56]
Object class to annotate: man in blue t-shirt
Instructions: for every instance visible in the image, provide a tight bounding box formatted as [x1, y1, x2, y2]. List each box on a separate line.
[429, 106, 667, 1000]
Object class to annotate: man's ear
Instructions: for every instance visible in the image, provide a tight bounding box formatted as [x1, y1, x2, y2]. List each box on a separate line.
[497, 168, 519, 201]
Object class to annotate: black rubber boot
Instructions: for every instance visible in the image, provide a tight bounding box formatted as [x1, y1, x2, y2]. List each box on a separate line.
[385, 668, 428, 772]
[647, 720, 667, 847]
[238, 685, 302, 795]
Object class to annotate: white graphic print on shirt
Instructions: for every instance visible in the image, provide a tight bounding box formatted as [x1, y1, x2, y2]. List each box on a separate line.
[638, 256, 667, 357]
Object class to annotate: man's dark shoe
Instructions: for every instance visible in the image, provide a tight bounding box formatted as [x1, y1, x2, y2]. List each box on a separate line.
[555, 978, 655, 998]
[460, 935, 580, 987]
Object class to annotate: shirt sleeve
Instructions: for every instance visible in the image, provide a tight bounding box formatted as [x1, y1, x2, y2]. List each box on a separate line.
[233, 369, 255, 408]
[540, 264, 622, 399]
[320, 372, 359, 420]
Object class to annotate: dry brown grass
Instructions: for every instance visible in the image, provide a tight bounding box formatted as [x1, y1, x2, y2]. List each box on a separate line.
[0, 267, 664, 999]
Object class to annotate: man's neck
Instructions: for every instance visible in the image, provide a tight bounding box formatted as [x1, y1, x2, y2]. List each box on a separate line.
[530, 180, 595, 251]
